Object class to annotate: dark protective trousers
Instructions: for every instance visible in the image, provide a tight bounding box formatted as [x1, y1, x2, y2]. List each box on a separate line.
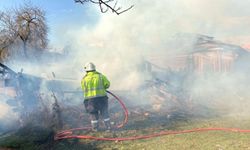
[84, 96, 110, 129]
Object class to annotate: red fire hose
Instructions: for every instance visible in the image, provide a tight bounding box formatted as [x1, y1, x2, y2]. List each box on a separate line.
[106, 90, 128, 128]
[54, 91, 250, 141]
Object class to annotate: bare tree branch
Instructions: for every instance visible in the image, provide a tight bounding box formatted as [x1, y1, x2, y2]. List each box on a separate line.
[0, 12, 18, 51]
[0, 11, 19, 61]
[74, 0, 134, 15]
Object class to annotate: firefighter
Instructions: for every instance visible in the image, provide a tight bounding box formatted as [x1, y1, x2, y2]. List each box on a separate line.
[81, 62, 111, 131]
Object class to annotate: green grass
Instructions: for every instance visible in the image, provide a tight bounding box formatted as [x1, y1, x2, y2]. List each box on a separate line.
[81, 116, 250, 150]
[1, 116, 250, 150]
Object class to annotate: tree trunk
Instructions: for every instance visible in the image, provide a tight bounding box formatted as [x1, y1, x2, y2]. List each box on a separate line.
[23, 41, 28, 58]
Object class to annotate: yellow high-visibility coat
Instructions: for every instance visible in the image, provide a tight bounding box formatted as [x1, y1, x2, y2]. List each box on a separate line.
[81, 71, 110, 99]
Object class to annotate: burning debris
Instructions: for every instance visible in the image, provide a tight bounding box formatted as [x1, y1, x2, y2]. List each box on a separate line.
[51, 93, 63, 130]
[0, 62, 77, 131]
[1, 34, 249, 134]
[1, 34, 250, 121]
[0, 32, 250, 149]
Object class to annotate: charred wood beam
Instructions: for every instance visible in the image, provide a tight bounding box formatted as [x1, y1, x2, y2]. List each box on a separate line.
[52, 92, 63, 130]
[0, 63, 16, 75]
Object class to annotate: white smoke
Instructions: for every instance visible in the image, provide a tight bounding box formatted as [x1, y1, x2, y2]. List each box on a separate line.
[49, 0, 250, 89]
[0, 95, 19, 132]
[1, 0, 250, 132]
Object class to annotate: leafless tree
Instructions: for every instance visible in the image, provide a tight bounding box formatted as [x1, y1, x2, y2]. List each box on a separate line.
[74, 0, 134, 15]
[0, 4, 48, 61]
[15, 4, 48, 58]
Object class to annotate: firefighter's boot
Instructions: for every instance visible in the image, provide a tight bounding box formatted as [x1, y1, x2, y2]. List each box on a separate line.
[104, 118, 111, 132]
[91, 120, 99, 132]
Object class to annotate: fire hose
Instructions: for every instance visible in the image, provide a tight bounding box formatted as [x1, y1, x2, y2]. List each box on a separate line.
[54, 91, 250, 141]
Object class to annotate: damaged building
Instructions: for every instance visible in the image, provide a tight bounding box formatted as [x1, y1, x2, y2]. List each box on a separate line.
[147, 34, 250, 74]
[137, 34, 250, 114]
[188, 35, 249, 73]
[0, 63, 41, 112]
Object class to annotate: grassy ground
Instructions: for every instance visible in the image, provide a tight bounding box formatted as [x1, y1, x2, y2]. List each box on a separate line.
[1, 113, 250, 150]
[78, 116, 250, 150]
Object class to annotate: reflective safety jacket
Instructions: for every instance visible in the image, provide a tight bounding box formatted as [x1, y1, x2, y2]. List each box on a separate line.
[81, 71, 110, 99]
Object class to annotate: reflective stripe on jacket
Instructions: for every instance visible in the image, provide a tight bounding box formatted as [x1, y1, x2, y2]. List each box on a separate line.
[81, 71, 110, 99]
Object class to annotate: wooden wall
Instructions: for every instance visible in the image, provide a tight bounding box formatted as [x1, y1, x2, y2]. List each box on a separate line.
[190, 50, 238, 73]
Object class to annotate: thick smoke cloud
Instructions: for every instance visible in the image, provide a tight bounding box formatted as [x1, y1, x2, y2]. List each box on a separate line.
[51, 0, 250, 116]
[0, 95, 18, 132]
[51, 0, 250, 91]
[1, 0, 250, 132]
